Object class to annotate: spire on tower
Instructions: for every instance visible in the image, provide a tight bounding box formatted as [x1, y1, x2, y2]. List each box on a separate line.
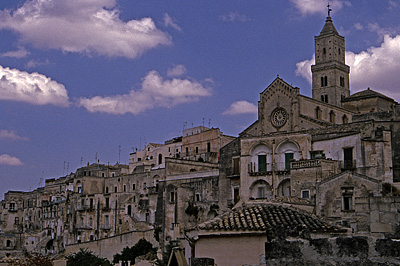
[327, 3, 332, 17]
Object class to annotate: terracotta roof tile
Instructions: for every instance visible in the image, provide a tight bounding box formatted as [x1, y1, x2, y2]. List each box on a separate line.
[197, 204, 342, 233]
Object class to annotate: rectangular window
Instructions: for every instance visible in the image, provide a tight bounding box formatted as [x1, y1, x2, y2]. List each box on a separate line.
[9, 203, 15, 211]
[105, 215, 109, 227]
[285, 153, 294, 170]
[233, 158, 240, 175]
[207, 142, 211, 153]
[343, 147, 354, 169]
[301, 190, 310, 199]
[195, 147, 199, 154]
[14, 217, 19, 224]
[170, 191, 175, 203]
[132, 184, 136, 190]
[257, 187, 265, 199]
[89, 198, 93, 209]
[186, 147, 189, 156]
[114, 186, 117, 193]
[343, 196, 352, 210]
[233, 187, 240, 204]
[123, 185, 126, 192]
[89, 218, 93, 227]
[105, 198, 110, 209]
[258, 155, 267, 172]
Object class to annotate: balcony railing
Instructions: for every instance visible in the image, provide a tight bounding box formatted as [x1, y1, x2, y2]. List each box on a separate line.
[248, 163, 273, 176]
[291, 159, 321, 169]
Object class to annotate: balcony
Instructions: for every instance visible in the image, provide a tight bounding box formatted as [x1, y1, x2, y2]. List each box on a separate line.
[291, 159, 321, 169]
[248, 163, 273, 176]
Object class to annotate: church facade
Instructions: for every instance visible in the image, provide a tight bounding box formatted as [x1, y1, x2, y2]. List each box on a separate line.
[219, 13, 400, 235]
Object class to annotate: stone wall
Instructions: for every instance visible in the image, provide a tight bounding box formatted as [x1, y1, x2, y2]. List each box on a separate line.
[64, 229, 155, 261]
[263, 236, 400, 265]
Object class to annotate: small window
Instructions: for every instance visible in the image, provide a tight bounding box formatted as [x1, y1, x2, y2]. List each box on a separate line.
[132, 184, 136, 190]
[323, 48, 326, 54]
[195, 193, 201, 201]
[170, 191, 175, 203]
[105, 187, 109, 193]
[329, 111, 335, 123]
[14, 217, 19, 224]
[340, 76, 345, 87]
[158, 154, 162, 164]
[207, 142, 211, 153]
[315, 107, 321, 120]
[301, 190, 310, 199]
[105, 198, 110, 209]
[143, 182, 147, 189]
[138, 158, 141, 162]
[195, 147, 199, 154]
[342, 115, 348, 124]
[343, 195, 353, 210]
[123, 185, 126, 192]
[186, 147, 189, 156]
[114, 186, 117, 193]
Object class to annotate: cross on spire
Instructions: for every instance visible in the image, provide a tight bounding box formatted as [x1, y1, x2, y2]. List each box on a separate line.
[327, 3, 332, 17]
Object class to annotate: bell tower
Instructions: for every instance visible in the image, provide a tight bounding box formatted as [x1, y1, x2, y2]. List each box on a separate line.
[311, 5, 350, 107]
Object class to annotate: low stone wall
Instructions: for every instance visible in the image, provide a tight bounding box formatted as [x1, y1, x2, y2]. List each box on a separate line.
[264, 236, 400, 265]
[64, 229, 155, 261]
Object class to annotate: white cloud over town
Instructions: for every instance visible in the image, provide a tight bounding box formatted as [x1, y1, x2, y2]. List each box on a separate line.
[0, 47, 29, 58]
[167, 65, 187, 77]
[290, 0, 350, 15]
[223, 101, 258, 115]
[0, 154, 23, 166]
[0, 65, 70, 106]
[0, 130, 28, 141]
[164, 13, 182, 32]
[0, 0, 171, 59]
[78, 70, 212, 115]
[295, 34, 400, 101]
[219, 12, 248, 23]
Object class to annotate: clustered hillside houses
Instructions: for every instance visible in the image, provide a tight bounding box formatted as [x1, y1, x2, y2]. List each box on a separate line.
[2, 12, 400, 266]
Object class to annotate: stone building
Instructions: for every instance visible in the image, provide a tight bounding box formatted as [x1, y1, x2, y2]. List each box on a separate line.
[0, 126, 233, 261]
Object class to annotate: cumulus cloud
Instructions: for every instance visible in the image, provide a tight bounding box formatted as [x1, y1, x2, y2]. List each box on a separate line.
[0, 47, 29, 58]
[0, 65, 69, 106]
[223, 101, 258, 115]
[367, 22, 396, 40]
[78, 70, 212, 115]
[353, 23, 363, 31]
[295, 34, 400, 101]
[0, 154, 23, 166]
[167, 65, 187, 77]
[220, 11, 248, 23]
[290, 0, 350, 15]
[0, 130, 28, 141]
[164, 13, 182, 31]
[0, 0, 171, 59]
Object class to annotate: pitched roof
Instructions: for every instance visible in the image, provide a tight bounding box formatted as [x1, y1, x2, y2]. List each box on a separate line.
[343, 88, 396, 103]
[196, 204, 343, 233]
[320, 16, 338, 35]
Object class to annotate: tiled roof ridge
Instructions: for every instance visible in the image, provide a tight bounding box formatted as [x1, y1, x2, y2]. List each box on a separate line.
[195, 203, 343, 234]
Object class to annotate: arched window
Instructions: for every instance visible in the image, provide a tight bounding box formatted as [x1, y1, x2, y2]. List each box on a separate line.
[250, 180, 272, 200]
[276, 141, 300, 171]
[342, 115, 348, 124]
[277, 179, 291, 197]
[329, 111, 336, 124]
[249, 144, 272, 173]
[315, 107, 321, 120]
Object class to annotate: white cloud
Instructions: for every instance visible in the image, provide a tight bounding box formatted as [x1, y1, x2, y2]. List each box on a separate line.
[367, 22, 396, 40]
[0, 154, 23, 166]
[167, 65, 187, 77]
[0, 65, 70, 106]
[290, 0, 350, 15]
[223, 101, 257, 115]
[0, 0, 171, 59]
[78, 70, 212, 115]
[353, 23, 363, 31]
[220, 11, 248, 23]
[295, 34, 400, 101]
[0, 130, 28, 141]
[164, 13, 182, 31]
[0, 47, 29, 58]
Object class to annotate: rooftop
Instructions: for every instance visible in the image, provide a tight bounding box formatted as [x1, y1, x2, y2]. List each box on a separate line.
[195, 204, 343, 233]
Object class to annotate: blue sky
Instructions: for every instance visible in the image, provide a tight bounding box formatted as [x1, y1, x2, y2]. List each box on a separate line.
[1, 0, 400, 199]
